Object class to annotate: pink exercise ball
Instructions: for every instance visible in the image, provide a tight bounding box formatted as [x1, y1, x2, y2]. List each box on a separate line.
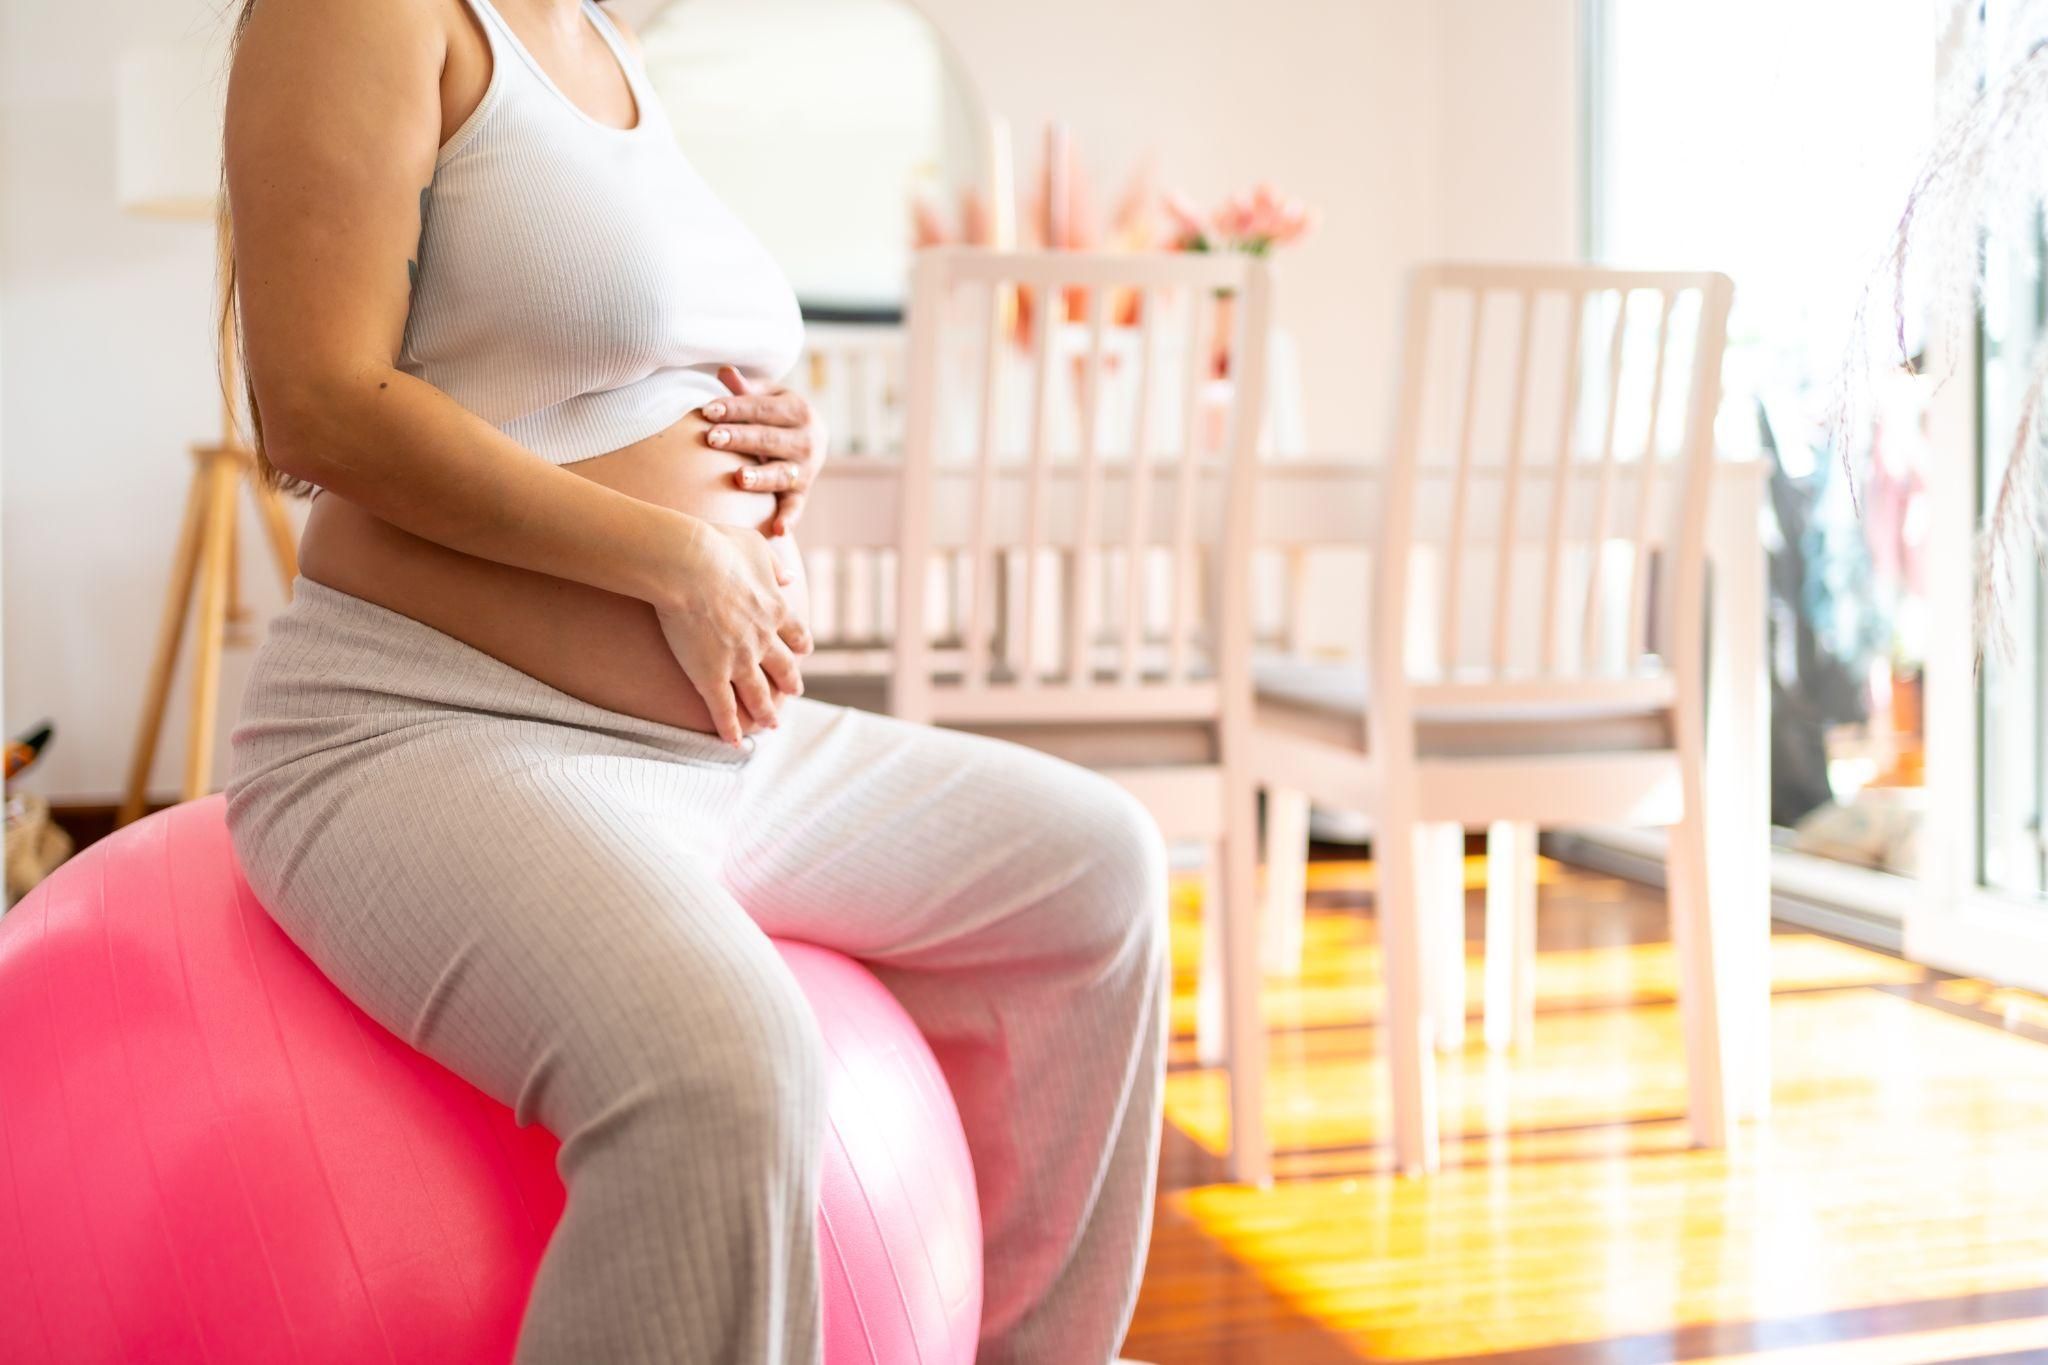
[0, 795, 981, 1364]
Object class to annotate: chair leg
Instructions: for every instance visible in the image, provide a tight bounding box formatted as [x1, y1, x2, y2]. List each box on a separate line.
[1379, 806, 1439, 1175]
[1221, 771, 1271, 1186]
[1512, 825, 1538, 1045]
[248, 470, 301, 596]
[1424, 823, 1468, 1054]
[1193, 843, 1226, 1068]
[181, 453, 241, 800]
[1483, 821, 1538, 1052]
[1261, 787, 1311, 976]
[1668, 802, 1730, 1148]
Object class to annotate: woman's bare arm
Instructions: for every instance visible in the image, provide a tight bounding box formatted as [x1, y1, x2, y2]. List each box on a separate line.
[226, 0, 692, 611]
[228, 0, 808, 743]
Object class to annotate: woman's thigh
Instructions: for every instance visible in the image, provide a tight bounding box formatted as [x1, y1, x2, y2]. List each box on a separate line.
[227, 714, 809, 1125]
[721, 699, 1166, 970]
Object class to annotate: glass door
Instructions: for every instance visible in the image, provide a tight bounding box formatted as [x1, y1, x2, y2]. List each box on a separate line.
[1589, 0, 1939, 900]
[1979, 218, 2048, 899]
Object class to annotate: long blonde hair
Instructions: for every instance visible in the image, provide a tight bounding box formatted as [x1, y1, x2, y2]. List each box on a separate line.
[218, 0, 315, 497]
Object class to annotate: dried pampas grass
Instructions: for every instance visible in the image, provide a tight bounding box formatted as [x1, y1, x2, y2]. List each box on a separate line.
[1850, 0, 2048, 658]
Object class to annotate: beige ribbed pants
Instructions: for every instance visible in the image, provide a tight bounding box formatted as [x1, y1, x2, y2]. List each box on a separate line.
[224, 577, 1169, 1365]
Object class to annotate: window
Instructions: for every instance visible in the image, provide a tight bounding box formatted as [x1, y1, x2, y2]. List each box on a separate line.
[1589, 0, 1938, 882]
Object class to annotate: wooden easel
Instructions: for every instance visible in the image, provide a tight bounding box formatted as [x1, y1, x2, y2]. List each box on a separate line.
[117, 217, 301, 827]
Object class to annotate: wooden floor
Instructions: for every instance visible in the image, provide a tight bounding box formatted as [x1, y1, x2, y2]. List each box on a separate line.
[1122, 854, 2048, 1365]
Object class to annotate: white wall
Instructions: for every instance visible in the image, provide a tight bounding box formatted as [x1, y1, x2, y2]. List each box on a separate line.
[0, 0, 1580, 802]
[911, 0, 1448, 458]
[1438, 0, 1581, 262]
[2, 0, 282, 805]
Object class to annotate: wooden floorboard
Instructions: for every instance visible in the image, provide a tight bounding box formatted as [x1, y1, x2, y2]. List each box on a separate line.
[1121, 856, 2048, 1365]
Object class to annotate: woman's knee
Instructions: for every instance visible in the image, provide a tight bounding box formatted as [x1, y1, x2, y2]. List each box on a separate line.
[1025, 762, 1171, 974]
[655, 962, 826, 1146]
[561, 949, 828, 1175]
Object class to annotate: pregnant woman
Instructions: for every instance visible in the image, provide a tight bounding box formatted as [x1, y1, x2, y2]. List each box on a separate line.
[217, 1, 1168, 1362]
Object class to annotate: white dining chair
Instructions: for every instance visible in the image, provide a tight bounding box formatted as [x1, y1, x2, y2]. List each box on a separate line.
[798, 320, 907, 459]
[789, 323, 907, 685]
[882, 245, 1278, 1186]
[1253, 262, 1736, 1176]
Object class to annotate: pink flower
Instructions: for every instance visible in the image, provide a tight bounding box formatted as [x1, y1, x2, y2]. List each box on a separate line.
[1165, 182, 1317, 256]
[1225, 182, 1315, 251]
[1212, 194, 1254, 241]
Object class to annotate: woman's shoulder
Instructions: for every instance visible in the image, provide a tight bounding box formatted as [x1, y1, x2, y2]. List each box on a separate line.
[597, 2, 644, 58]
[231, 0, 456, 105]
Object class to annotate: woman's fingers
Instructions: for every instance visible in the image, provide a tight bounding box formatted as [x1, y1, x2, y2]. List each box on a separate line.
[707, 422, 808, 461]
[733, 662, 780, 730]
[779, 613, 814, 657]
[702, 385, 827, 533]
[734, 460, 803, 494]
[690, 673, 746, 748]
[654, 521, 810, 747]
[761, 636, 804, 696]
[702, 390, 808, 429]
[769, 491, 807, 537]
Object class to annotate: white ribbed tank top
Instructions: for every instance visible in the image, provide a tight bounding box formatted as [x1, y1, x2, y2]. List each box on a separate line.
[397, 0, 805, 465]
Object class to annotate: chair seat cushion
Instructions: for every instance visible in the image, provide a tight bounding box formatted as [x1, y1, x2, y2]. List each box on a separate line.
[798, 670, 892, 714]
[1252, 656, 1674, 757]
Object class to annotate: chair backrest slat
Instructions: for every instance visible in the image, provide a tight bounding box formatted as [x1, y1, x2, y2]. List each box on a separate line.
[1437, 289, 1485, 677]
[1015, 277, 1062, 690]
[961, 284, 1007, 691]
[1537, 290, 1588, 673]
[1622, 292, 1677, 672]
[1488, 291, 1538, 676]
[1578, 287, 1635, 674]
[1120, 286, 1163, 684]
[1067, 287, 1112, 689]
[1167, 285, 1211, 685]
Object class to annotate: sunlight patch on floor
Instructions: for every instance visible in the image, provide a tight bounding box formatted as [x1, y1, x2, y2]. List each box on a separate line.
[1144, 865, 2048, 1362]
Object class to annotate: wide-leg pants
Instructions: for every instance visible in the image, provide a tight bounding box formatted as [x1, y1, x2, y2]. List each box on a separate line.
[224, 575, 1169, 1365]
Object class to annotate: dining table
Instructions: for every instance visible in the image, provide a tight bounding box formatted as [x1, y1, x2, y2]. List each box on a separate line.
[798, 452, 1774, 1124]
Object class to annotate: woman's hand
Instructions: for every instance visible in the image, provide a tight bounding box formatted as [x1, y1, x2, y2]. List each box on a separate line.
[703, 365, 827, 537]
[653, 519, 813, 746]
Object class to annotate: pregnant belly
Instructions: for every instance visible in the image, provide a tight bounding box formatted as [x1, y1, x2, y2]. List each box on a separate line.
[296, 405, 806, 737]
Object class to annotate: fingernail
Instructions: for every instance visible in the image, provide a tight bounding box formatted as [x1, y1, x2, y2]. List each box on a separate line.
[739, 468, 758, 488]
[703, 401, 725, 419]
[708, 427, 729, 447]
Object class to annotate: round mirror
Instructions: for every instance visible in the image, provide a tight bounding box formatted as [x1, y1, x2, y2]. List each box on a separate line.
[635, 0, 987, 321]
